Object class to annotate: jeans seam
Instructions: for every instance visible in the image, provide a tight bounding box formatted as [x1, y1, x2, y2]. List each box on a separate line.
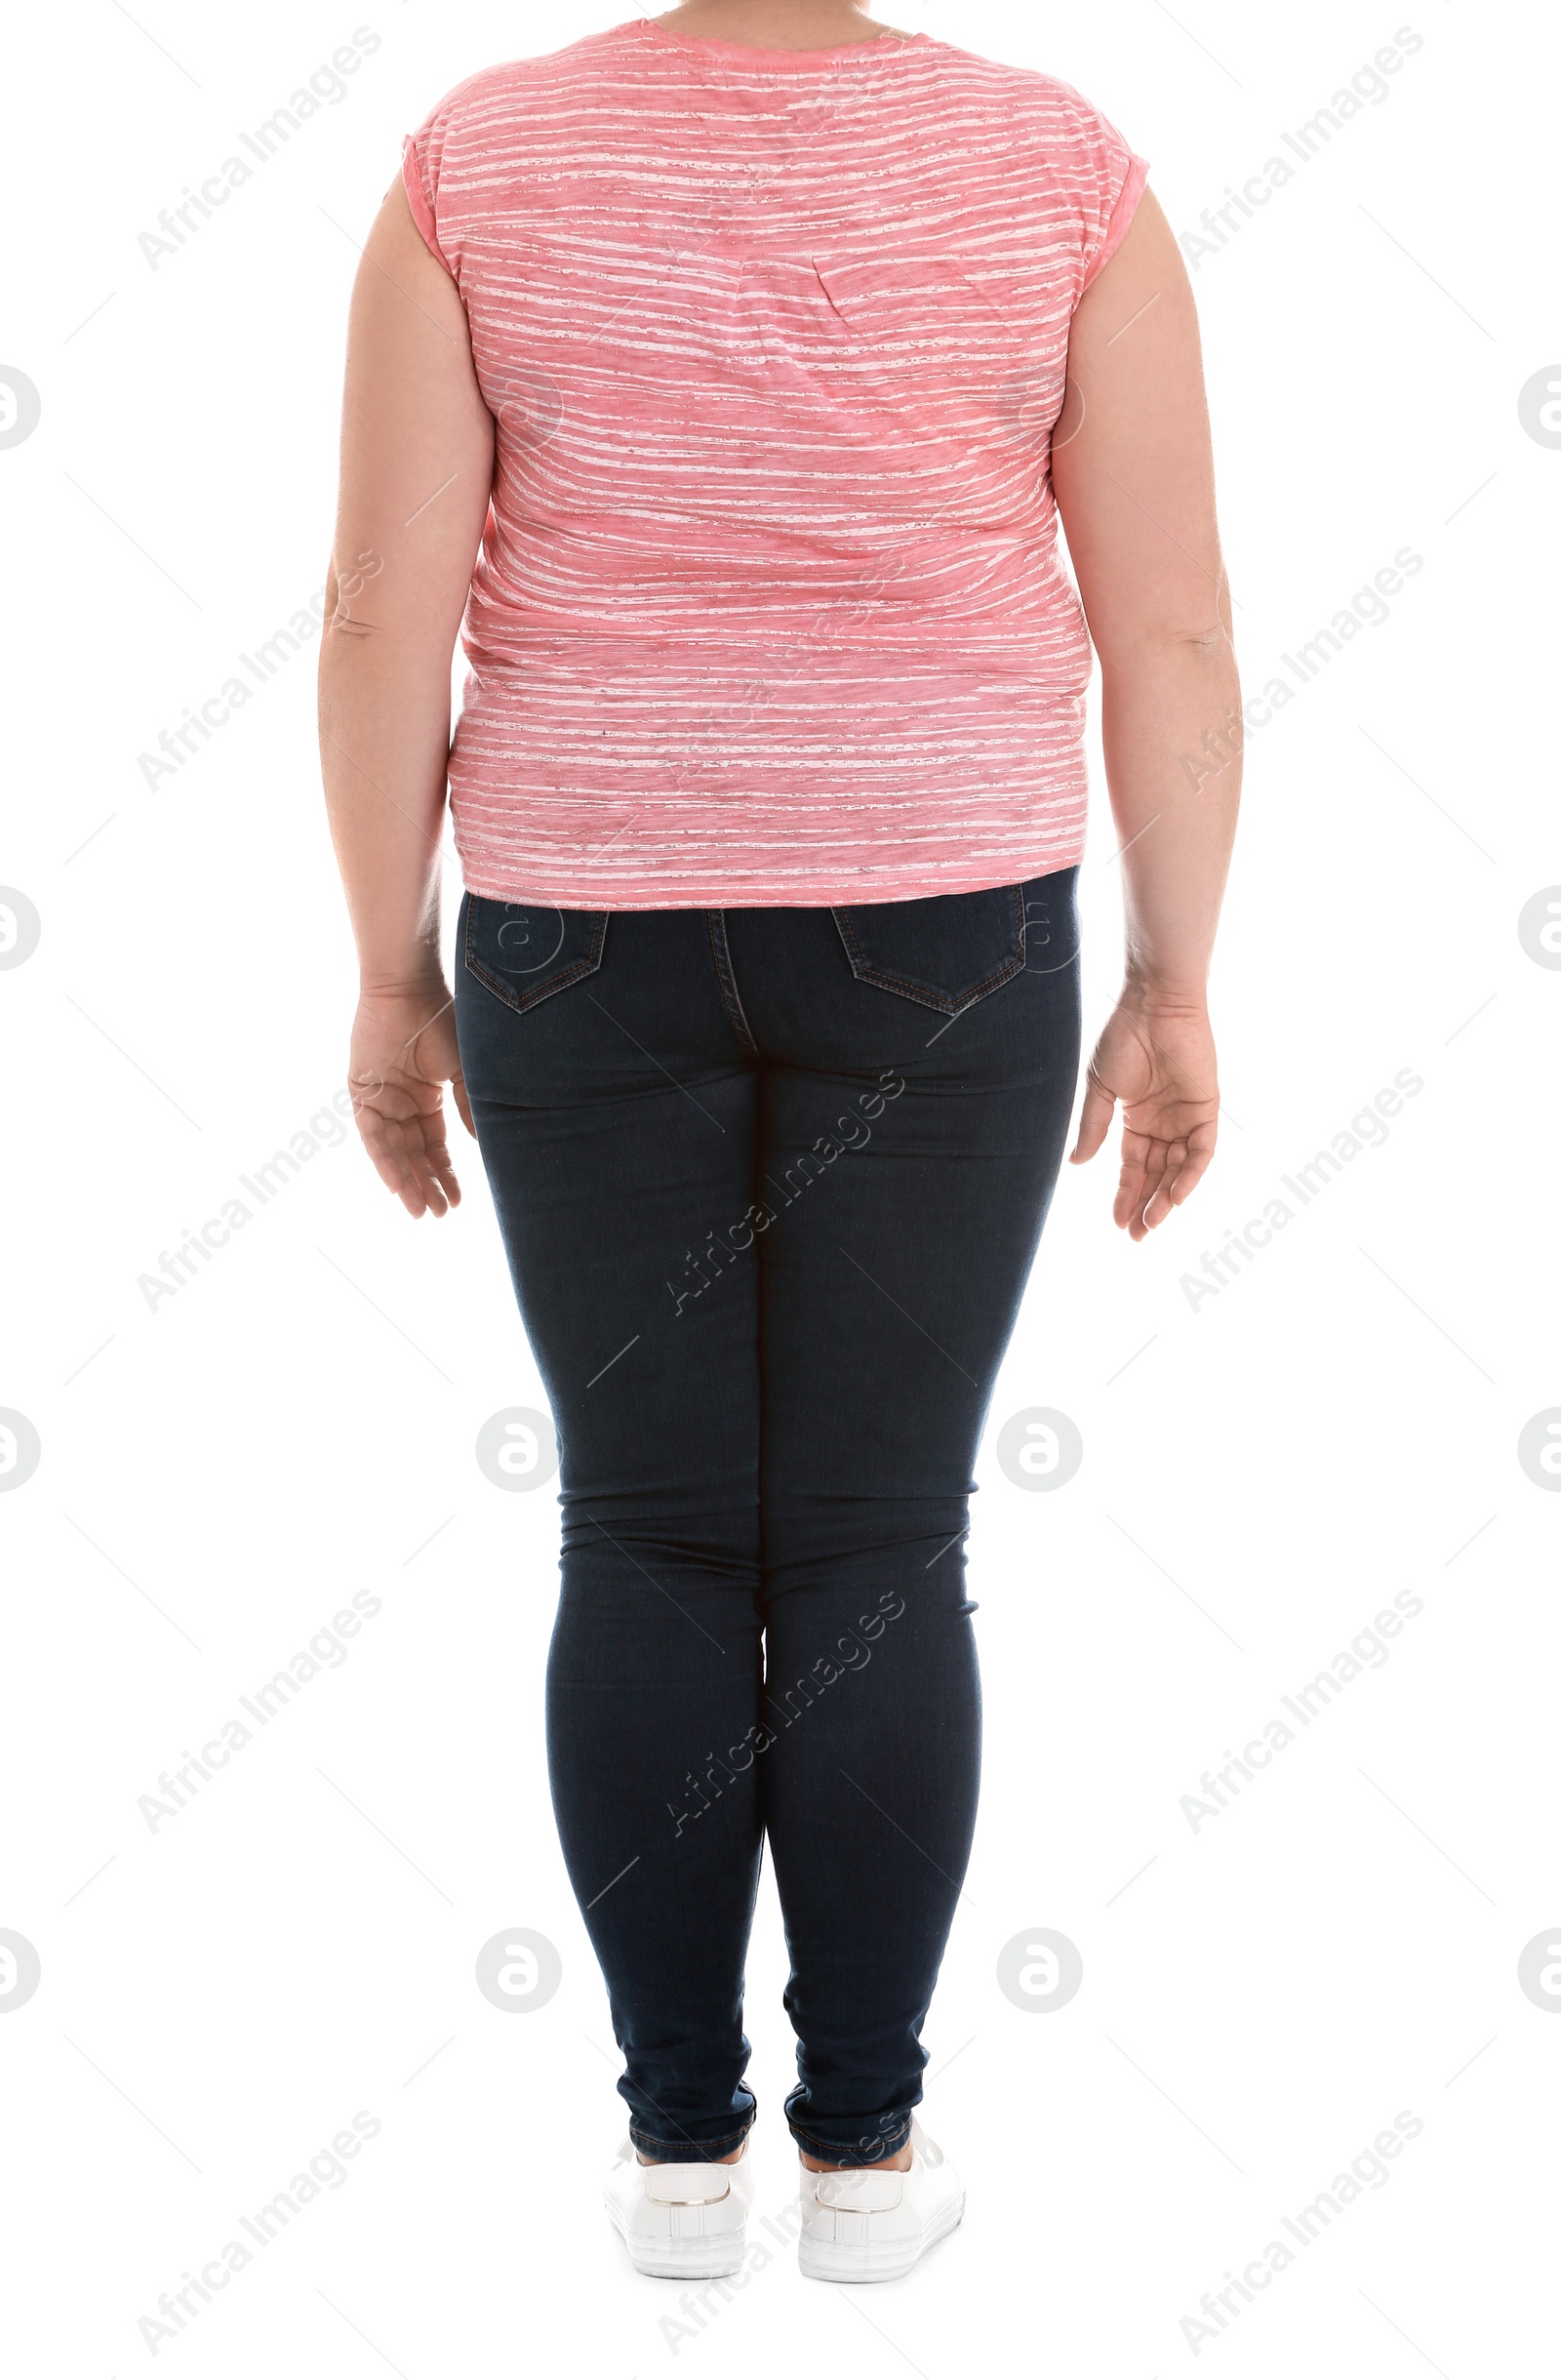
[705, 909, 759, 1053]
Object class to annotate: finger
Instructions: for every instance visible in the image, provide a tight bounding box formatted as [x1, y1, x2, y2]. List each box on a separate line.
[424, 1154, 461, 1211]
[378, 1111, 451, 1219]
[1123, 1131, 1173, 1240]
[1153, 1127, 1219, 1220]
[406, 1137, 455, 1218]
[353, 1106, 405, 1191]
[1139, 1117, 1220, 1231]
[1127, 1158, 1166, 1239]
[451, 1068, 476, 1139]
[386, 1150, 432, 1219]
[1070, 1070, 1116, 1163]
[383, 1153, 430, 1218]
[1112, 1136, 1152, 1232]
[355, 1102, 434, 1217]
[416, 1104, 462, 1213]
[386, 1123, 435, 1219]
[1140, 1138, 1188, 1233]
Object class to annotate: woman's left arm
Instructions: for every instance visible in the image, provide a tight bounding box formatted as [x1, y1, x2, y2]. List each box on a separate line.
[1051, 189, 1242, 1239]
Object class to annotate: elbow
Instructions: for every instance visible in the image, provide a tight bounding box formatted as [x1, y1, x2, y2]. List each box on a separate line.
[322, 542, 390, 643]
[321, 607, 381, 648]
[1137, 607, 1235, 656]
[1095, 618, 1237, 676]
[1167, 621, 1232, 656]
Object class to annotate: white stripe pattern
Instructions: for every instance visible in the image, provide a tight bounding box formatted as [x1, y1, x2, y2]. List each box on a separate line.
[402, 18, 1146, 908]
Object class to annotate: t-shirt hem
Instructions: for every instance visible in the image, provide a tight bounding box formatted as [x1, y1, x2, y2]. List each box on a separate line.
[456, 845, 1087, 911]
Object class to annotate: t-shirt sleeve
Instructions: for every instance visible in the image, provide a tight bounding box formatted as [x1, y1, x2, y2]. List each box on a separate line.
[1066, 90, 1151, 298]
[400, 130, 445, 267]
[400, 80, 477, 278]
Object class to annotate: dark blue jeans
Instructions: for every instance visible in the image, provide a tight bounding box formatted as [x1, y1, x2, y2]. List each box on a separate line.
[455, 869, 1081, 2163]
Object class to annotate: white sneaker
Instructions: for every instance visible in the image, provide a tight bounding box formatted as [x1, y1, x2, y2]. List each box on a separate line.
[604, 2135, 755, 2279]
[797, 2118, 965, 2283]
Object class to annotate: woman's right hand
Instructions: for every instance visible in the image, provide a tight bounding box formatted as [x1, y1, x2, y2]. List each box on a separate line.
[348, 986, 475, 1219]
[1068, 990, 1220, 1242]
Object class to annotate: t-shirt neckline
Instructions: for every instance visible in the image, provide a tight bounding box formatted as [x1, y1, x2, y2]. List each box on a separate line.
[628, 18, 931, 68]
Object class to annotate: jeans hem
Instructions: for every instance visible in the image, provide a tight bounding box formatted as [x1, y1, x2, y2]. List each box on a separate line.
[628, 2115, 755, 2162]
[786, 2115, 913, 2165]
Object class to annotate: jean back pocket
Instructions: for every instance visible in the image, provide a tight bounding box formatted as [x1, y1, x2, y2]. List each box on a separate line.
[831, 884, 1025, 1016]
[462, 894, 610, 1015]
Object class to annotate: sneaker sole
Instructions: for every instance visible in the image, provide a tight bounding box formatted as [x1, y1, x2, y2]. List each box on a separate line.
[605, 2197, 747, 2280]
[797, 2190, 966, 2284]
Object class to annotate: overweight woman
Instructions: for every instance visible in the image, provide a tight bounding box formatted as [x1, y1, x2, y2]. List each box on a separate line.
[320, 0, 1239, 2286]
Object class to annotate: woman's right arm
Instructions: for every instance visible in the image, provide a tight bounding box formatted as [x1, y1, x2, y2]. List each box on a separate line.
[318, 173, 494, 1217]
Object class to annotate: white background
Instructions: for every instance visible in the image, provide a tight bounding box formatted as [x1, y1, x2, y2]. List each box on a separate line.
[3, 0, 1558, 2371]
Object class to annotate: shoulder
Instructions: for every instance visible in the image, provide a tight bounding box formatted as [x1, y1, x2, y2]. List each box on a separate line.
[410, 27, 622, 146]
[917, 42, 1130, 144]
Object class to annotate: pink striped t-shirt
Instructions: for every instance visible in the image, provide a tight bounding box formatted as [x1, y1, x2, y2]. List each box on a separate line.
[401, 18, 1147, 909]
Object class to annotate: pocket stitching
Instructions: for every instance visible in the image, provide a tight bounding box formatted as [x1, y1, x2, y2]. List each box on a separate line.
[830, 885, 1025, 1016]
[462, 899, 610, 1015]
